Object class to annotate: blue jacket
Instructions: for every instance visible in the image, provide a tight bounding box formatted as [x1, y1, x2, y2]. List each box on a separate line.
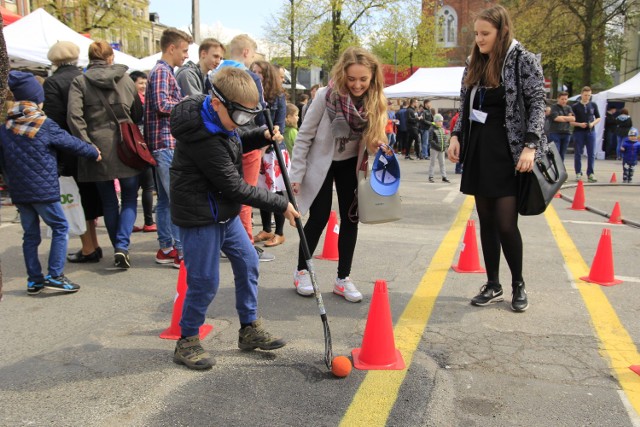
[0, 118, 99, 204]
[621, 139, 640, 164]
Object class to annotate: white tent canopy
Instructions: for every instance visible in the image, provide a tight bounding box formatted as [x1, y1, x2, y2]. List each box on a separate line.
[138, 44, 201, 71]
[3, 8, 142, 70]
[601, 71, 640, 102]
[384, 67, 465, 99]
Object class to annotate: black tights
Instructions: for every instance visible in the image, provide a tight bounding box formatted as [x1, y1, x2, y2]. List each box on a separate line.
[259, 191, 285, 235]
[474, 195, 523, 285]
[297, 157, 358, 279]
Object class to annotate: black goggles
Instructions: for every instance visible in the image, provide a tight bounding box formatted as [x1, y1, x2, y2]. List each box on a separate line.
[210, 84, 262, 126]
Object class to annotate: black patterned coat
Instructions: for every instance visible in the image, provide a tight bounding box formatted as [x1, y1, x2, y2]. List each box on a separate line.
[452, 41, 549, 165]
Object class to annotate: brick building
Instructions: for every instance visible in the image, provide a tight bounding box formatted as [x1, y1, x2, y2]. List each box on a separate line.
[423, 0, 498, 66]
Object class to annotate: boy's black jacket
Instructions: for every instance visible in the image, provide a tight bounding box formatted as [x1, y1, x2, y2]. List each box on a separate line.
[169, 94, 288, 227]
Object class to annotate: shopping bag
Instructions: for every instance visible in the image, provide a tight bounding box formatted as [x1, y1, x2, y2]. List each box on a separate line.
[59, 176, 86, 236]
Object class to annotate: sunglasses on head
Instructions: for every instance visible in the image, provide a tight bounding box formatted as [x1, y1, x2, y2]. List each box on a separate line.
[210, 84, 262, 126]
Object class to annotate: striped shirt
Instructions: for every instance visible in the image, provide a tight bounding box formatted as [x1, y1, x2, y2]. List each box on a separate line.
[144, 60, 183, 151]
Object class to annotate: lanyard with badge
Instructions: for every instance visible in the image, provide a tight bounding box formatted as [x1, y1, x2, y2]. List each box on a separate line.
[470, 87, 488, 124]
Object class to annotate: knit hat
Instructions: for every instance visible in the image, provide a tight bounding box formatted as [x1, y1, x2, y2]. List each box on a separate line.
[8, 71, 44, 104]
[47, 41, 80, 65]
[434, 114, 444, 122]
[629, 127, 638, 137]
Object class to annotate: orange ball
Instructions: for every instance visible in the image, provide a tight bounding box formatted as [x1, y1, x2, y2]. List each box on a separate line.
[331, 356, 352, 377]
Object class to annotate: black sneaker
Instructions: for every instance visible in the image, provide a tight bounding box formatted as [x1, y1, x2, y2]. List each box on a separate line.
[428, 177, 435, 183]
[511, 281, 529, 312]
[114, 250, 131, 269]
[44, 275, 80, 293]
[442, 177, 450, 183]
[238, 318, 286, 351]
[173, 335, 215, 370]
[470, 282, 503, 306]
[27, 280, 44, 295]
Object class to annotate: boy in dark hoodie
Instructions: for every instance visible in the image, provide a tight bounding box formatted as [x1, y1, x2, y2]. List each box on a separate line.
[0, 71, 101, 295]
[169, 67, 299, 370]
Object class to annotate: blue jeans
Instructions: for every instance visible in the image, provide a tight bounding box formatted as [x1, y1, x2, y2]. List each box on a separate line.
[16, 201, 68, 282]
[421, 129, 431, 158]
[179, 217, 259, 337]
[617, 135, 627, 159]
[573, 131, 596, 176]
[153, 149, 182, 252]
[96, 175, 139, 252]
[386, 132, 396, 148]
[549, 133, 571, 162]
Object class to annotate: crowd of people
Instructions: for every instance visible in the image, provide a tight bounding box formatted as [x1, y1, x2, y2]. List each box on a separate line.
[0, 4, 638, 370]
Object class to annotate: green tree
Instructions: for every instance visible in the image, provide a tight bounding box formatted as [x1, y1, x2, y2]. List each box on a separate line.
[33, 0, 148, 57]
[264, 0, 322, 102]
[369, 1, 448, 75]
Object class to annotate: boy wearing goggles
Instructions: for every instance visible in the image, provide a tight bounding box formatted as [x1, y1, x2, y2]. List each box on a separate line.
[169, 67, 299, 370]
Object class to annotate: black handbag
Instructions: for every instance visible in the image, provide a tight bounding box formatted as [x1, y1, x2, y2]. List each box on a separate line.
[514, 51, 567, 215]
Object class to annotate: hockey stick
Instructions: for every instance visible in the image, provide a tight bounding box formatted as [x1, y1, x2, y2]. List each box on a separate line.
[262, 109, 333, 370]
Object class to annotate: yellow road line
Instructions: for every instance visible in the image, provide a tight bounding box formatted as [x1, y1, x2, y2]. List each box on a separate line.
[340, 196, 475, 427]
[544, 204, 640, 415]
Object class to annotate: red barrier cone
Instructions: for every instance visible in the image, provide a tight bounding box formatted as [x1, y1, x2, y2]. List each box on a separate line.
[607, 202, 623, 224]
[580, 228, 623, 286]
[160, 262, 214, 339]
[570, 180, 586, 210]
[610, 173, 617, 183]
[315, 210, 339, 261]
[352, 280, 405, 370]
[452, 220, 486, 273]
[630, 366, 640, 376]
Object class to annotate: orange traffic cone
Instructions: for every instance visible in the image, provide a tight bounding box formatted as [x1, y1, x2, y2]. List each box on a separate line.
[580, 228, 623, 286]
[607, 202, 623, 224]
[610, 173, 617, 183]
[570, 180, 586, 210]
[315, 210, 339, 261]
[554, 192, 562, 198]
[452, 220, 486, 273]
[160, 262, 214, 340]
[630, 366, 640, 376]
[352, 280, 405, 370]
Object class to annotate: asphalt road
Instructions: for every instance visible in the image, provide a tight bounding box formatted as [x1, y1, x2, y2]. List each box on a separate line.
[1, 156, 639, 426]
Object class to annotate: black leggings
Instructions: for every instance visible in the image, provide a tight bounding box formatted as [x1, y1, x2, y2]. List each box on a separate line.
[297, 157, 358, 279]
[139, 166, 155, 226]
[259, 191, 285, 235]
[474, 195, 523, 285]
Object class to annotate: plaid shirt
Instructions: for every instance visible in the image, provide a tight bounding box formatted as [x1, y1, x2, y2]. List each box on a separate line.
[144, 60, 183, 151]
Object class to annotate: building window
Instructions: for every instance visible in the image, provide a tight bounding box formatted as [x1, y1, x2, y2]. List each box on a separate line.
[436, 6, 457, 48]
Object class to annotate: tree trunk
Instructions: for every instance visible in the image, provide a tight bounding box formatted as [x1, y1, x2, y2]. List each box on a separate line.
[331, 2, 342, 65]
[290, 0, 296, 103]
[581, 34, 593, 88]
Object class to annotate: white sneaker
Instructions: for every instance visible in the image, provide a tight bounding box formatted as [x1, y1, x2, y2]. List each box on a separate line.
[293, 269, 314, 296]
[333, 277, 362, 303]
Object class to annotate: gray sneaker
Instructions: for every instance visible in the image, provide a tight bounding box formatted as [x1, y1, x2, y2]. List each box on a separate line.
[255, 246, 275, 262]
[173, 335, 215, 370]
[238, 318, 286, 351]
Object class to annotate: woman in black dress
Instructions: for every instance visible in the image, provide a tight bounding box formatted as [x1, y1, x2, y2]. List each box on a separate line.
[448, 5, 548, 312]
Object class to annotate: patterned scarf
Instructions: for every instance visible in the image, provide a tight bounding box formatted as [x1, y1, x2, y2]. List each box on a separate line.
[5, 101, 46, 139]
[325, 80, 368, 153]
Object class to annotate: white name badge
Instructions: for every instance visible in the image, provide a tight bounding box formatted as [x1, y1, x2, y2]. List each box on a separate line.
[470, 109, 488, 124]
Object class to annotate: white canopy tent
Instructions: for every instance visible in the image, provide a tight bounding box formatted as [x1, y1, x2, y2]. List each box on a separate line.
[601, 71, 640, 102]
[384, 67, 465, 99]
[3, 8, 142, 70]
[138, 43, 201, 71]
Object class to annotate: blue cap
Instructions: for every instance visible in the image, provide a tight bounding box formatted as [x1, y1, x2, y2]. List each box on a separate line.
[370, 148, 401, 196]
[629, 127, 638, 137]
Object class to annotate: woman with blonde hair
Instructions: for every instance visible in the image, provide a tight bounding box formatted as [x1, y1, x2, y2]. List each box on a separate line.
[290, 46, 387, 302]
[68, 41, 143, 269]
[447, 5, 548, 312]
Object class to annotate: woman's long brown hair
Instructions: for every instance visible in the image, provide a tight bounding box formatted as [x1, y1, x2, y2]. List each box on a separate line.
[330, 46, 387, 153]
[464, 5, 514, 88]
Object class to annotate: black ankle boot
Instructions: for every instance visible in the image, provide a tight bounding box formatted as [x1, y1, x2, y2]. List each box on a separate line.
[511, 281, 528, 312]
